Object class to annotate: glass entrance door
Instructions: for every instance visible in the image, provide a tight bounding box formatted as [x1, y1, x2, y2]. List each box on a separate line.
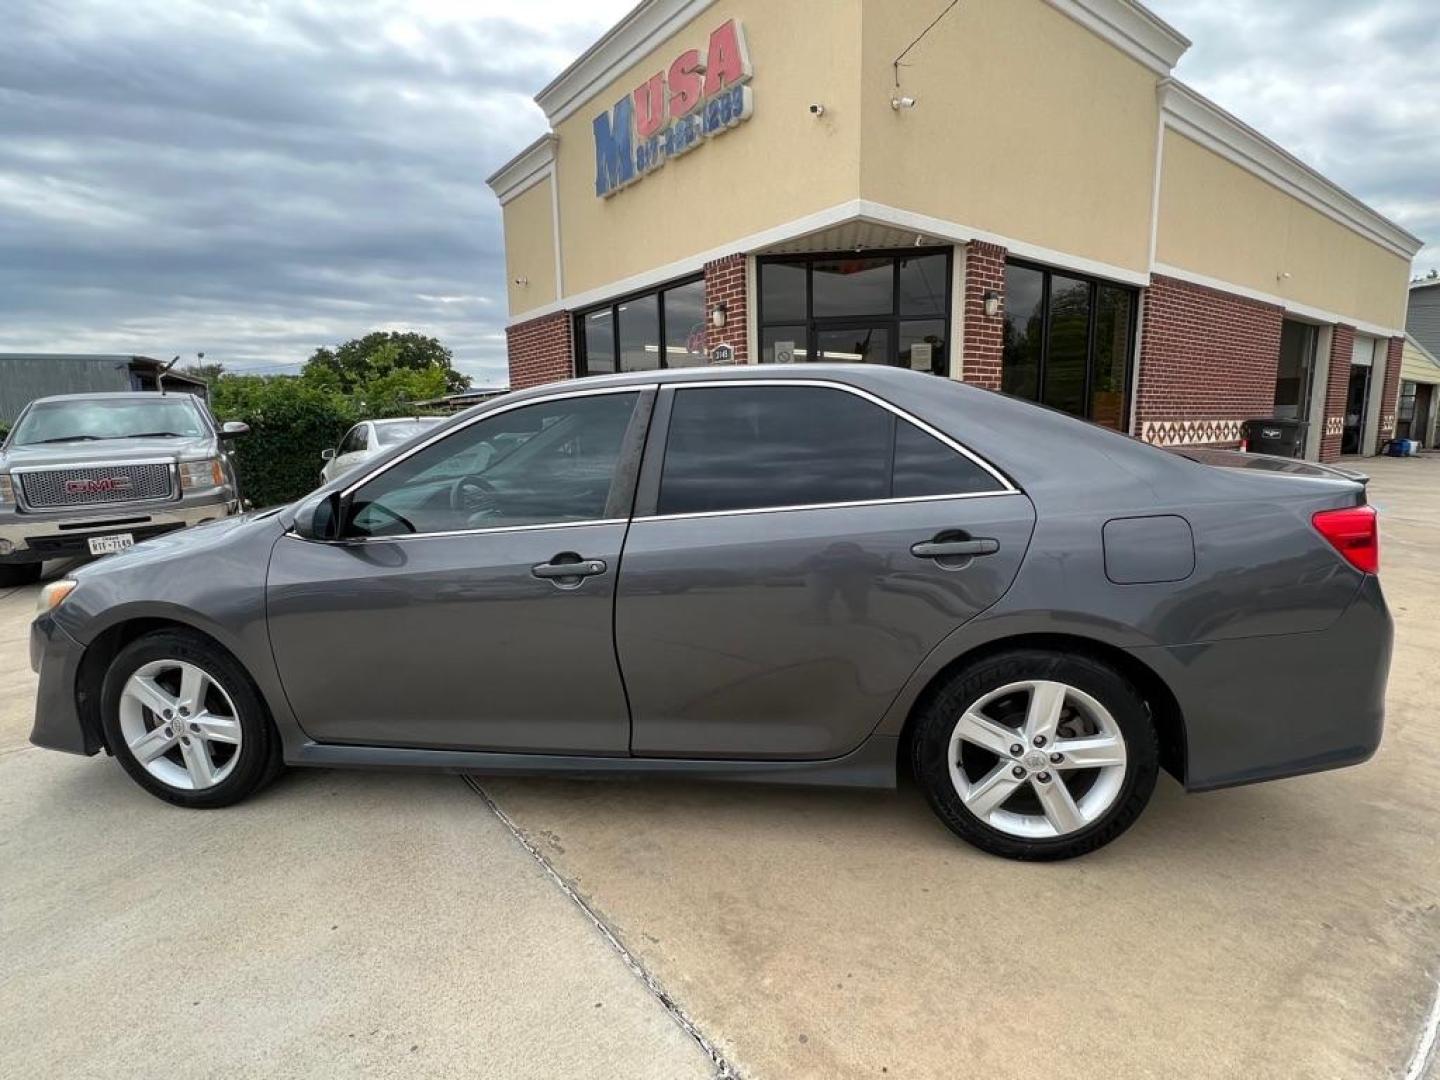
[1343, 365, 1372, 455]
[813, 323, 891, 365]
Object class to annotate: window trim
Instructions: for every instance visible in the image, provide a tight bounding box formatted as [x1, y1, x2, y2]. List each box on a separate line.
[631, 377, 1019, 522]
[575, 274, 705, 376]
[322, 384, 656, 543]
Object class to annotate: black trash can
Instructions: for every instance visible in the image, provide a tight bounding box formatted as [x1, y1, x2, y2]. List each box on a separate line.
[1241, 418, 1307, 458]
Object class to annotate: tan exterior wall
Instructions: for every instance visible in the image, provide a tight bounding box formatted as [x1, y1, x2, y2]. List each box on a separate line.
[1401, 339, 1440, 385]
[857, 0, 1159, 276]
[552, 0, 863, 299]
[1155, 130, 1411, 330]
[501, 176, 557, 316]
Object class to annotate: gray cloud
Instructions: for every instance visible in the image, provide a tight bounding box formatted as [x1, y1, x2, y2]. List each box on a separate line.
[2, 1, 1433, 387]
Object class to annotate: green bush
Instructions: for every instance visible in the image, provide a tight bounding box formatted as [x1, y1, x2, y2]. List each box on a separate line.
[210, 376, 359, 509]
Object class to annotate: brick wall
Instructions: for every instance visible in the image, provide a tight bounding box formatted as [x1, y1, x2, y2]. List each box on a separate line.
[703, 254, 748, 362]
[1378, 336, 1404, 445]
[506, 310, 573, 390]
[960, 241, 1006, 389]
[1319, 324, 1355, 463]
[1135, 274, 1285, 447]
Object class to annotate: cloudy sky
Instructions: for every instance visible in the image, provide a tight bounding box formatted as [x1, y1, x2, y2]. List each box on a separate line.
[2, 1, 1435, 386]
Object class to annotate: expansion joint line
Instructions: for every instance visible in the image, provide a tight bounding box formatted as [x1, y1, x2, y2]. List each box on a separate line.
[461, 775, 741, 1080]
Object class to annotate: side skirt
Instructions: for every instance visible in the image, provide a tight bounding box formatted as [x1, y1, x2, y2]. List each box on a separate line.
[288, 734, 900, 790]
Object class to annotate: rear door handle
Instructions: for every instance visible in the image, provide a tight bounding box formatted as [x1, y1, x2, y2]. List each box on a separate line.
[532, 556, 607, 580]
[911, 538, 1000, 559]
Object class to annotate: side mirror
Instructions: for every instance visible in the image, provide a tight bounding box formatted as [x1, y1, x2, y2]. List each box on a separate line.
[320, 448, 336, 461]
[220, 421, 250, 438]
[293, 491, 342, 541]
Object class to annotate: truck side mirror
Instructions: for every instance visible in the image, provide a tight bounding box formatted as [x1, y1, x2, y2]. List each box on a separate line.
[220, 421, 251, 438]
[320, 448, 336, 461]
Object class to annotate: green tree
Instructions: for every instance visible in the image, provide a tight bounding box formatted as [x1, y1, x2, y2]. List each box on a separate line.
[180, 361, 227, 386]
[303, 332, 468, 395]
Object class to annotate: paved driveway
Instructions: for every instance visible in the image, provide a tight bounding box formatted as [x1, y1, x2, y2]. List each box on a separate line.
[3, 454, 1439, 1079]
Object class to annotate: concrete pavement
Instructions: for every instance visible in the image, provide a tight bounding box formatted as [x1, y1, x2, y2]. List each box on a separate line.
[4, 454, 1440, 1079]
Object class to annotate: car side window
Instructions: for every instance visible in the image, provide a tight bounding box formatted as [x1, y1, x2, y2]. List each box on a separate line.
[658, 386, 892, 515]
[892, 419, 1003, 498]
[656, 385, 1003, 516]
[338, 426, 363, 455]
[344, 392, 639, 538]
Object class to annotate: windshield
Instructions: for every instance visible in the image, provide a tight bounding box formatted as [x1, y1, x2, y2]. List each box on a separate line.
[374, 420, 440, 447]
[10, 397, 207, 446]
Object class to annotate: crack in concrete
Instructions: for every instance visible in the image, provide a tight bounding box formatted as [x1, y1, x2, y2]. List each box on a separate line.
[462, 775, 740, 1080]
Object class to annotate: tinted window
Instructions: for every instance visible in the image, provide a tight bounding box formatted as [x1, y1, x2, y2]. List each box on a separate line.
[812, 257, 893, 318]
[374, 420, 439, 447]
[658, 387, 892, 515]
[662, 279, 707, 368]
[892, 421, 1003, 498]
[583, 309, 616, 374]
[618, 293, 660, 371]
[346, 393, 638, 537]
[1043, 274, 1090, 417]
[1002, 264, 1044, 400]
[760, 261, 807, 322]
[898, 253, 947, 316]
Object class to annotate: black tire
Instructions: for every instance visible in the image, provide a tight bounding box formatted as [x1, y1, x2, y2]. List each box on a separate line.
[910, 649, 1158, 861]
[100, 629, 283, 808]
[0, 563, 43, 588]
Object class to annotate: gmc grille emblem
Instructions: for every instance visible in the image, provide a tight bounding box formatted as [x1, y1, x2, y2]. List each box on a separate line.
[64, 477, 134, 495]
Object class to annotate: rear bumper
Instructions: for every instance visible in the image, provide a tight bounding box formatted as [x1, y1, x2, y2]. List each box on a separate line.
[0, 499, 238, 564]
[1133, 574, 1392, 792]
[29, 611, 96, 756]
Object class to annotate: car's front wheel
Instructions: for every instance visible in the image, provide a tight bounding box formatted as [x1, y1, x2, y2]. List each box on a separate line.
[911, 649, 1158, 860]
[100, 629, 282, 807]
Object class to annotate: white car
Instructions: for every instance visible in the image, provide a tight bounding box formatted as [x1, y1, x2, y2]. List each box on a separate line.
[319, 418, 443, 484]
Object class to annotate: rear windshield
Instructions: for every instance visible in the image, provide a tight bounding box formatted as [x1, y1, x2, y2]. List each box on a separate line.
[10, 397, 207, 446]
[374, 420, 439, 447]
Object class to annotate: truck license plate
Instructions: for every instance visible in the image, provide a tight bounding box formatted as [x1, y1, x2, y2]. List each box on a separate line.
[87, 533, 135, 555]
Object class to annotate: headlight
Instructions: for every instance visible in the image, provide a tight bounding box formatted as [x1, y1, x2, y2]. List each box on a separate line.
[36, 579, 77, 616]
[179, 458, 225, 491]
[0, 473, 14, 505]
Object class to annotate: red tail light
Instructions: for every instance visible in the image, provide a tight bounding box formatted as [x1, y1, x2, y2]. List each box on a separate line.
[1311, 505, 1379, 574]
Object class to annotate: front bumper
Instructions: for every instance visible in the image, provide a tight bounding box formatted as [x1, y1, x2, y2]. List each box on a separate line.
[29, 611, 95, 756]
[1134, 573, 1392, 792]
[0, 498, 239, 564]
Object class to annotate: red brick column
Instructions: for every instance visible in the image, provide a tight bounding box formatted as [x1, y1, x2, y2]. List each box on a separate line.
[1319, 324, 1355, 463]
[1377, 336, 1404, 446]
[703, 254, 748, 363]
[1135, 274, 1284, 447]
[506, 310, 573, 389]
[960, 241, 1005, 389]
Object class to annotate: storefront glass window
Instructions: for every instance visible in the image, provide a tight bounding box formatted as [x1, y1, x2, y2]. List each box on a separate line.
[1273, 320, 1318, 422]
[757, 249, 951, 373]
[575, 275, 703, 375]
[618, 294, 660, 371]
[1001, 261, 1136, 430]
[662, 280, 707, 368]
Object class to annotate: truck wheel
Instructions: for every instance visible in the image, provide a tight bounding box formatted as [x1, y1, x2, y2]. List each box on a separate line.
[0, 563, 42, 588]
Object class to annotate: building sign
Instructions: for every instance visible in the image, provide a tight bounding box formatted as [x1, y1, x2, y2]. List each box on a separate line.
[593, 19, 753, 198]
[710, 343, 736, 364]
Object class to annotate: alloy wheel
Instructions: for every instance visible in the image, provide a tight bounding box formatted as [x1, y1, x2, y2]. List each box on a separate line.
[118, 659, 243, 791]
[947, 679, 1128, 839]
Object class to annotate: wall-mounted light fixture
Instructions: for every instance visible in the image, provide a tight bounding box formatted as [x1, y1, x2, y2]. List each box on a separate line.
[1277, 271, 1292, 282]
[983, 290, 1000, 318]
[711, 301, 728, 329]
[890, 96, 917, 111]
[513, 276, 529, 287]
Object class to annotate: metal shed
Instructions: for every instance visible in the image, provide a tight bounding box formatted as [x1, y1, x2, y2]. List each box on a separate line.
[0, 355, 209, 425]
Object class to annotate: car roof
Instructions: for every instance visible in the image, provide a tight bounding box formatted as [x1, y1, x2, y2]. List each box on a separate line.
[371, 416, 441, 425]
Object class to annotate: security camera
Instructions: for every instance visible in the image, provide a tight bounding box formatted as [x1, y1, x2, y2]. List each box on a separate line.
[808, 103, 825, 117]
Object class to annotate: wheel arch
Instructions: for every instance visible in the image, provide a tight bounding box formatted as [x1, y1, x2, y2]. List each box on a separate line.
[895, 632, 1188, 786]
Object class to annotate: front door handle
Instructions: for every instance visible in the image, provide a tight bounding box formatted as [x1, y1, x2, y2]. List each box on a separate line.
[911, 538, 1000, 559]
[532, 555, 607, 582]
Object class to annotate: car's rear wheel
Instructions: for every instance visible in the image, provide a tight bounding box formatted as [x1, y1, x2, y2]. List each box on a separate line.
[100, 629, 282, 808]
[911, 649, 1158, 860]
[0, 563, 43, 588]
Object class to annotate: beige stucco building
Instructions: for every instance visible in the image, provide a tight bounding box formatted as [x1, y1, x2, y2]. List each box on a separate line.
[488, 0, 1424, 463]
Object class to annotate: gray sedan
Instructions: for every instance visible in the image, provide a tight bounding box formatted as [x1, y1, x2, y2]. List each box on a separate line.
[29, 366, 1390, 860]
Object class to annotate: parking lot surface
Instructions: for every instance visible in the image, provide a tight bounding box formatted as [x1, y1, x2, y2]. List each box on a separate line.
[3, 454, 1439, 1079]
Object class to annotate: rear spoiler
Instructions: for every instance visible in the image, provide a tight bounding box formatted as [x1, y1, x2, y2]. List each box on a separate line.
[1165, 446, 1369, 487]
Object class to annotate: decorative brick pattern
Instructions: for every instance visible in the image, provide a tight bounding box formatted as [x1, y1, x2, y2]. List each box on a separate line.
[960, 241, 1006, 389]
[1378, 336, 1404, 444]
[1136, 274, 1284, 447]
[506, 310, 573, 390]
[1140, 418, 1245, 447]
[703, 254, 748, 363]
[1319, 324, 1355, 463]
